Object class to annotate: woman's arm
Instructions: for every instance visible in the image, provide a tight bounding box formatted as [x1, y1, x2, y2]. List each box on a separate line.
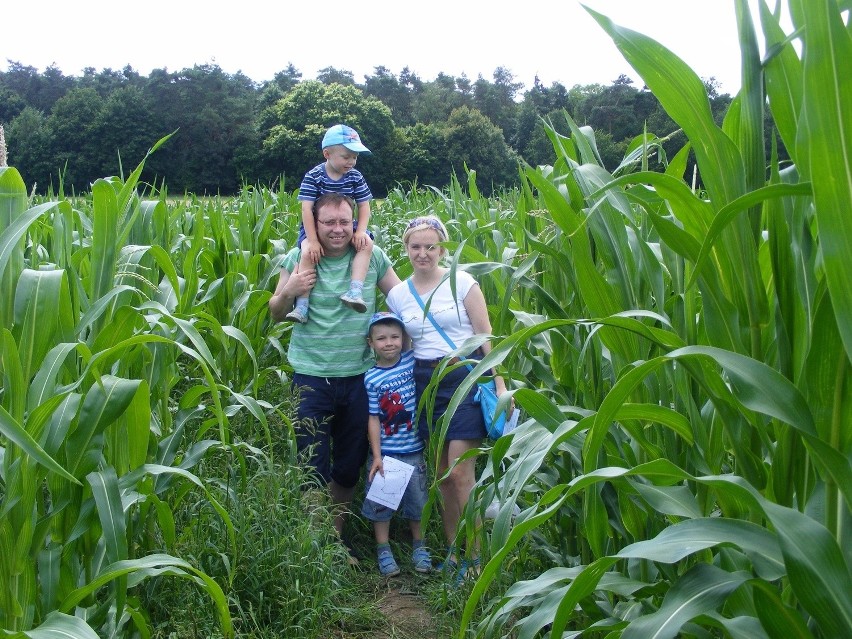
[463, 284, 507, 395]
[378, 265, 401, 295]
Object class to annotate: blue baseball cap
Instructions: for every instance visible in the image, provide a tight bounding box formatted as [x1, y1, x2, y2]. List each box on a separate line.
[322, 124, 371, 154]
[367, 311, 404, 335]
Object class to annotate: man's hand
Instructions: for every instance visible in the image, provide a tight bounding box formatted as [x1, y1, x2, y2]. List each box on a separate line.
[269, 265, 317, 322]
[287, 265, 317, 298]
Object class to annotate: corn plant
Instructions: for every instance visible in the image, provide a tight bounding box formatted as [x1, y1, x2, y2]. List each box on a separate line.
[424, 1, 851, 637]
[0, 140, 236, 637]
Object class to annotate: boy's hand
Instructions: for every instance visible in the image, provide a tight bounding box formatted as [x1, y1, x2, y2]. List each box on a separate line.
[368, 457, 384, 482]
[304, 239, 324, 264]
[352, 230, 372, 252]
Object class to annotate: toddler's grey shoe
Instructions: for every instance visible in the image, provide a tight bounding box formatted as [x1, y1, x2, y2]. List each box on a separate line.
[284, 308, 308, 324]
[340, 292, 367, 313]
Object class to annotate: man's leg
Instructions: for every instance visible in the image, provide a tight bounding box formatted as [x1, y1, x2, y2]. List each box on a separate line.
[292, 373, 333, 483]
[328, 374, 369, 541]
[329, 480, 356, 537]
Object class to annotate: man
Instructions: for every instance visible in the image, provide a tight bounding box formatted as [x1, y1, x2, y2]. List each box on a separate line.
[269, 193, 400, 549]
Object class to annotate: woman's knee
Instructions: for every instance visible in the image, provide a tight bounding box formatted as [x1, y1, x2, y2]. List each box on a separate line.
[444, 461, 475, 492]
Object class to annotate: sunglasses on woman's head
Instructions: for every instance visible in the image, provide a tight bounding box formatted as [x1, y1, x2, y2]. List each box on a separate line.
[406, 217, 446, 237]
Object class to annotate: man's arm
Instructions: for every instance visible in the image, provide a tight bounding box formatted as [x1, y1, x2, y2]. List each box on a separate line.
[269, 264, 316, 322]
[377, 264, 401, 296]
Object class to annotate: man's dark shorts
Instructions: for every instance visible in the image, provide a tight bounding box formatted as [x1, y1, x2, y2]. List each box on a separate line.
[292, 372, 369, 488]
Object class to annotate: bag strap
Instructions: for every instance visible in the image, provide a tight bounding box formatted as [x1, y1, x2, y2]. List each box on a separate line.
[407, 279, 473, 372]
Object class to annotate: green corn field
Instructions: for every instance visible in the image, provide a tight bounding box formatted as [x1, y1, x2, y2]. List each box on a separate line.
[1, 1, 850, 637]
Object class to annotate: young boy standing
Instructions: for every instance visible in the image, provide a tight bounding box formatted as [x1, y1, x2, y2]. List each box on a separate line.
[286, 124, 374, 323]
[361, 312, 432, 577]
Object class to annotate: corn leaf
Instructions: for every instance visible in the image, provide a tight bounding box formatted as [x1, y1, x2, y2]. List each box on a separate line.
[797, 0, 852, 360]
[622, 563, 750, 639]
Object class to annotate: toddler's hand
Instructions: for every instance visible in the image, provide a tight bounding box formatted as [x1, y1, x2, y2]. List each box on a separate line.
[304, 239, 323, 264]
[352, 230, 372, 252]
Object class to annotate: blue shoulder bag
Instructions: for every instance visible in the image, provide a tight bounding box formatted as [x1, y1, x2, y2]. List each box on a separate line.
[406, 280, 509, 439]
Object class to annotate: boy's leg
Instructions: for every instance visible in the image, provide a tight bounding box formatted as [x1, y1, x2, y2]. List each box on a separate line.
[399, 453, 432, 572]
[285, 241, 313, 323]
[409, 519, 423, 542]
[340, 237, 373, 313]
[374, 519, 391, 545]
[374, 521, 400, 577]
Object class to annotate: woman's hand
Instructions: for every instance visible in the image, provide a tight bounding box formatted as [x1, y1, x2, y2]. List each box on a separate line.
[495, 378, 515, 416]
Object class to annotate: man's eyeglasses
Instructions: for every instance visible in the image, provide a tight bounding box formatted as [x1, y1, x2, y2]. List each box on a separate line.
[317, 218, 353, 228]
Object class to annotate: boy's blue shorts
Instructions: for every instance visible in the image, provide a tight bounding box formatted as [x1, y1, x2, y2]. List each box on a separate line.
[361, 450, 429, 522]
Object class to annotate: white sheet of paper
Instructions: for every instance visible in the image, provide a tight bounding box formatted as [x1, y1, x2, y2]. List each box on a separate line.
[502, 407, 521, 435]
[365, 455, 415, 511]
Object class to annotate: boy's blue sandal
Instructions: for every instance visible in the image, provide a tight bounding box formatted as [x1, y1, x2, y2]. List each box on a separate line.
[377, 548, 400, 577]
[412, 545, 432, 573]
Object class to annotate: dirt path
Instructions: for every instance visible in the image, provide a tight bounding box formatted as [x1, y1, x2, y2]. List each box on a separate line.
[367, 570, 457, 639]
[375, 579, 440, 638]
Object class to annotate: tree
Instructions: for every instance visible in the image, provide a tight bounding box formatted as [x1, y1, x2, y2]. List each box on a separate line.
[583, 75, 641, 140]
[0, 86, 27, 123]
[258, 80, 395, 194]
[411, 73, 470, 124]
[257, 64, 303, 111]
[143, 64, 259, 193]
[45, 87, 105, 188]
[77, 65, 144, 97]
[363, 66, 414, 126]
[1, 62, 74, 113]
[6, 107, 52, 188]
[391, 123, 449, 190]
[512, 78, 589, 166]
[316, 67, 355, 86]
[90, 85, 158, 179]
[443, 106, 520, 195]
[472, 67, 523, 142]
[399, 67, 423, 94]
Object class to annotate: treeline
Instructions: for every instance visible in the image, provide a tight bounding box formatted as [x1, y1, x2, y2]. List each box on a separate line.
[0, 61, 734, 196]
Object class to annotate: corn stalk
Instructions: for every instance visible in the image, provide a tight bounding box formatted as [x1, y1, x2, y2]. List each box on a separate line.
[449, 1, 851, 637]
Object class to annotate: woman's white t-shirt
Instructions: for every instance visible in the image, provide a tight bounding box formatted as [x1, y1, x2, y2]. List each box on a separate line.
[386, 271, 479, 360]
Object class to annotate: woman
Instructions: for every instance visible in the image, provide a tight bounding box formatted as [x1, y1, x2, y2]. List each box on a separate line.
[386, 215, 509, 577]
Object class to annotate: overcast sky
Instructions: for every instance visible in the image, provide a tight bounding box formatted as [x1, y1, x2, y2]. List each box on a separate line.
[3, 1, 775, 96]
